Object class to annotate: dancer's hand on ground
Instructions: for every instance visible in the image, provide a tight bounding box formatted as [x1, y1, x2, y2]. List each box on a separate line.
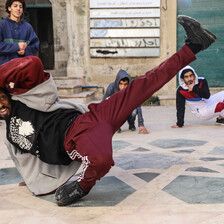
[18, 181, 26, 186]
[171, 125, 182, 128]
[138, 126, 149, 134]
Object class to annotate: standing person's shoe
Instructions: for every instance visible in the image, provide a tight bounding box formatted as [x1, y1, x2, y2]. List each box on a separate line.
[129, 124, 136, 131]
[55, 180, 88, 206]
[216, 118, 224, 126]
[117, 128, 122, 133]
[178, 15, 216, 50]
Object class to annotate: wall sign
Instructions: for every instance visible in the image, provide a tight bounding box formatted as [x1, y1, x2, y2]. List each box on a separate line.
[90, 0, 161, 57]
[90, 0, 160, 8]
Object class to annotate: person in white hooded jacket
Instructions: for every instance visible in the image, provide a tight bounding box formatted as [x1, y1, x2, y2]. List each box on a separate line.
[171, 65, 224, 128]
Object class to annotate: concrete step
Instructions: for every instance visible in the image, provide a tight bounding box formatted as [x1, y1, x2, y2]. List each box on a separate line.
[57, 84, 82, 95]
[46, 69, 67, 77]
[87, 100, 101, 105]
[82, 86, 104, 100]
[53, 76, 83, 86]
[59, 91, 95, 104]
[210, 87, 224, 95]
[53, 76, 97, 104]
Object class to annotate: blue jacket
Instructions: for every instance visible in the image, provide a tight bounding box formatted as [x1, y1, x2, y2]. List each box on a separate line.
[103, 69, 145, 127]
[0, 17, 39, 65]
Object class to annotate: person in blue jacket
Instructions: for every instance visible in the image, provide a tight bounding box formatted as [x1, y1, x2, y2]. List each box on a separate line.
[103, 69, 150, 134]
[0, 0, 39, 65]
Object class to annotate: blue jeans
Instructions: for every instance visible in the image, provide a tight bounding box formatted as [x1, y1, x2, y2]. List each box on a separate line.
[127, 109, 137, 126]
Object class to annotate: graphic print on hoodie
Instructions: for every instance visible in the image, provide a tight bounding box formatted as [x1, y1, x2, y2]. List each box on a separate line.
[6, 100, 80, 165]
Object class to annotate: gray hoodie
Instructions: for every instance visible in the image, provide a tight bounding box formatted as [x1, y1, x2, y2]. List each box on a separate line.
[5, 74, 89, 196]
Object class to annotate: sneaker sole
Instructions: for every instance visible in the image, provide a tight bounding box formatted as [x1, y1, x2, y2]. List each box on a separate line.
[178, 15, 216, 45]
[177, 15, 216, 50]
[204, 28, 217, 40]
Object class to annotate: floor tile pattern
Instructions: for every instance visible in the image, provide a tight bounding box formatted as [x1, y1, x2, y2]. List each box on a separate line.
[163, 175, 224, 204]
[1, 106, 224, 224]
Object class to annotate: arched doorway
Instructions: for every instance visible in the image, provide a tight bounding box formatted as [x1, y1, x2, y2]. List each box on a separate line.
[24, 0, 54, 69]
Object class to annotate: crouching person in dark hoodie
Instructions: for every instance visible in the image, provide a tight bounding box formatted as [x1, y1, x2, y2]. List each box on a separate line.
[103, 69, 150, 134]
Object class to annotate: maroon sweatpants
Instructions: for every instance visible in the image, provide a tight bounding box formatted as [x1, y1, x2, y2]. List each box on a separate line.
[63, 45, 196, 192]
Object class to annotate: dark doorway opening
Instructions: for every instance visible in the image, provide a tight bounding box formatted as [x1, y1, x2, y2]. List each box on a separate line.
[24, 7, 54, 69]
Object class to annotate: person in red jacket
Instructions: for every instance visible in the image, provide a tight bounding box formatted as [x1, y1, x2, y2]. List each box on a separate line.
[0, 16, 216, 206]
[171, 65, 224, 128]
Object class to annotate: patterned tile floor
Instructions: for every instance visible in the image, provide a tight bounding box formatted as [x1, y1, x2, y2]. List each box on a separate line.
[1, 106, 224, 224]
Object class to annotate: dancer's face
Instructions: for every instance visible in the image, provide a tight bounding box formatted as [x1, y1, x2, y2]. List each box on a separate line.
[0, 92, 11, 119]
[183, 71, 195, 85]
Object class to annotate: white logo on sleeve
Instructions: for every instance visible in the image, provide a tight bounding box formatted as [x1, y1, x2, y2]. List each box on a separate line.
[9, 117, 35, 150]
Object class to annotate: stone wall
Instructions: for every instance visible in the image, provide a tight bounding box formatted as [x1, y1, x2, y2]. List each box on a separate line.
[66, 0, 177, 97]
[66, 0, 89, 82]
[51, 0, 69, 76]
[0, 1, 7, 19]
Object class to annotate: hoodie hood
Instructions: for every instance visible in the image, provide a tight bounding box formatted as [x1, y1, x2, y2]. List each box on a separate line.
[114, 69, 130, 92]
[178, 65, 199, 90]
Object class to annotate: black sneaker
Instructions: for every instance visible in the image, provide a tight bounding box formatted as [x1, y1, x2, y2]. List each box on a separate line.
[216, 118, 224, 126]
[177, 15, 216, 50]
[117, 128, 122, 133]
[55, 180, 88, 206]
[129, 124, 136, 131]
